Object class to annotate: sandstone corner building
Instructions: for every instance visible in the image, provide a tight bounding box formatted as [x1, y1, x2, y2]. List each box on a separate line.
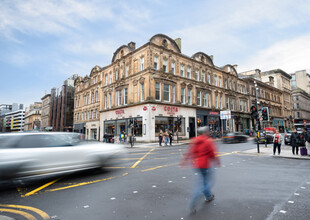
[73, 34, 292, 142]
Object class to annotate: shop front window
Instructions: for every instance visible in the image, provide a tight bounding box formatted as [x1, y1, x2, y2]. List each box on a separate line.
[104, 121, 116, 135]
[155, 116, 185, 136]
[134, 117, 143, 136]
[117, 119, 127, 136]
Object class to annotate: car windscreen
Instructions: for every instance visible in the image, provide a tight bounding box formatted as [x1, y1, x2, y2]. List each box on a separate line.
[0, 135, 20, 148]
[15, 134, 81, 148]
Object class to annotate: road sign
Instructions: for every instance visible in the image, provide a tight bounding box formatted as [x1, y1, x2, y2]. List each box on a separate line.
[220, 110, 231, 120]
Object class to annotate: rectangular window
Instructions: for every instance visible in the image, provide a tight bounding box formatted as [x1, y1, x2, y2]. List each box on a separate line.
[124, 88, 128, 105]
[171, 62, 175, 74]
[140, 57, 144, 71]
[116, 70, 118, 81]
[225, 80, 228, 89]
[109, 94, 111, 108]
[203, 92, 207, 107]
[240, 100, 243, 111]
[180, 65, 185, 77]
[126, 65, 129, 77]
[202, 72, 205, 82]
[154, 56, 158, 70]
[155, 82, 161, 101]
[215, 94, 218, 108]
[104, 95, 107, 109]
[163, 59, 167, 72]
[208, 74, 211, 84]
[219, 77, 221, 87]
[181, 88, 185, 104]
[187, 67, 191, 79]
[118, 90, 122, 106]
[140, 83, 144, 101]
[220, 95, 222, 109]
[121, 68, 123, 78]
[195, 70, 199, 81]
[105, 75, 108, 86]
[214, 75, 217, 86]
[172, 86, 175, 103]
[188, 89, 192, 105]
[197, 91, 201, 106]
[244, 101, 247, 112]
[208, 93, 211, 107]
[110, 73, 112, 84]
[163, 84, 170, 102]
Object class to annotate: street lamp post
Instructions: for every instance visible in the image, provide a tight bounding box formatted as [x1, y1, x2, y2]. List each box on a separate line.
[254, 81, 260, 153]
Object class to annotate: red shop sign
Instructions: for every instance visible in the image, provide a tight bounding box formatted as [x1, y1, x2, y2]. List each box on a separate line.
[164, 106, 179, 112]
[143, 106, 148, 111]
[152, 106, 156, 111]
[209, 112, 219, 115]
[115, 109, 125, 115]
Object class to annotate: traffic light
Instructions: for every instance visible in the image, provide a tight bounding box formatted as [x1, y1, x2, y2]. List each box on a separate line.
[262, 107, 269, 121]
[250, 106, 258, 119]
[134, 119, 138, 128]
[129, 119, 133, 127]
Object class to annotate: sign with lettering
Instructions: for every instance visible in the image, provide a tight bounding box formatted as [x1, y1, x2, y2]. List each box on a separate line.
[115, 109, 125, 115]
[143, 106, 147, 111]
[152, 106, 156, 111]
[209, 111, 219, 116]
[164, 106, 179, 115]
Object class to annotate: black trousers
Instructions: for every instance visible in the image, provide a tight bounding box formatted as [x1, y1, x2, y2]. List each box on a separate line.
[159, 137, 162, 146]
[292, 145, 299, 155]
[273, 143, 281, 155]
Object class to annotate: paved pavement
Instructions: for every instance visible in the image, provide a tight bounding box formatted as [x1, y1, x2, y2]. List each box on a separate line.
[239, 144, 310, 160]
[128, 139, 310, 160]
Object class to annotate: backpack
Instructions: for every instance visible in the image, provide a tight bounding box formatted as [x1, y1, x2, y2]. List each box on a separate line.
[121, 134, 124, 138]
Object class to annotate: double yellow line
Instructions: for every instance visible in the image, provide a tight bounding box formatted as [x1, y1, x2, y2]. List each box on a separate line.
[0, 204, 49, 220]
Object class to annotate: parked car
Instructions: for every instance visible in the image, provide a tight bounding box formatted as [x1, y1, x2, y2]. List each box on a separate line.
[284, 132, 292, 145]
[254, 131, 274, 144]
[0, 132, 127, 182]
[222, 132, 248, 144]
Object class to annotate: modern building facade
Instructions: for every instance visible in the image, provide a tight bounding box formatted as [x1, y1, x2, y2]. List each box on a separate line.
[74, 34, 256, 142]
[3, 109, 25, 132]
[24, 102, 42, 131]
[291, 70, 310, 94]
[0, 103, 24, 132]
[51, 75, 78, 132]
[41, 94, 52, 131]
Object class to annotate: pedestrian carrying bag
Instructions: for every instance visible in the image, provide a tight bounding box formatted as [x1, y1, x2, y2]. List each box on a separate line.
[300, 147, 308, 156]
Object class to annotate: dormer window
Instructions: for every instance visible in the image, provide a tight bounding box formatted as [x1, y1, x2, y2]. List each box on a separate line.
[154, 56, 158, 70]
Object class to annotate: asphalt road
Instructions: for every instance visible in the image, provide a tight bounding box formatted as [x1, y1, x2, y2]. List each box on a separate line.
[1, 140, 310, 220]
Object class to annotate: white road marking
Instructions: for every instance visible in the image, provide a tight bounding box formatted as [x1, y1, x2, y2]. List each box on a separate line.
[182, 177, 186, 179]
[301, 187, 306, 189]
[280, 210, 287, 214]
[83, 205, 89, 208]
[133, 191, 138, 193]
[294, 193, 300, 196]
[288, 201, 294, 204]
[110, 197, 116, 200]
[152, 185, 157, 188]
[168, 181, 173, 183]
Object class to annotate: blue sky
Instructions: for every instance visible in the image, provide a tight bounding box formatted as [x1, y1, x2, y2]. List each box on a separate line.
[1, 0, 310, 107]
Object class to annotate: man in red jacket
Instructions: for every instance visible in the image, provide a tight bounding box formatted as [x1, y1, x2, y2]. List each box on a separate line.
[180, 126, 220, 214]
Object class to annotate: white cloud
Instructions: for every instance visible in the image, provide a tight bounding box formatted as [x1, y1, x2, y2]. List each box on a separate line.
[239, 33, 310, 73]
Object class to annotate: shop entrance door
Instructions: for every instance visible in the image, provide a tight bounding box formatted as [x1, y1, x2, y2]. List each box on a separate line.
[189, 117, 196, 138]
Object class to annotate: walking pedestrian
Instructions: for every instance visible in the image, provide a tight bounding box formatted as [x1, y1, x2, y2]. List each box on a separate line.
[158, 130, 163, 146]
[305, 128, 310, 157]
[272, 130, 283, 155]
[290, 129, 300, 155]
[300, 128, 308, 156]
[169, 130, 173, 146]
[179, 126, 220, 214]
[164, 129, 169, 146]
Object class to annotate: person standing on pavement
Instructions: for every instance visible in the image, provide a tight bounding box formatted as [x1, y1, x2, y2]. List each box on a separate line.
[179, 126, 220, 214]
[305, 128, 310, 156]
[169, 130, 173, 146]
[290, 129, 300, 155]
[272, 130, 283, 155]
[158, 130, 163, 146]
[164, 129, 169, 146]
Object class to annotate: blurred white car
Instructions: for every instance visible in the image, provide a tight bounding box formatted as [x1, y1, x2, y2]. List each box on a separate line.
[0, 132, 127, 181]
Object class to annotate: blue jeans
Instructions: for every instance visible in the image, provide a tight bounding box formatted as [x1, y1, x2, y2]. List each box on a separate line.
[189, 168, 213, 210]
